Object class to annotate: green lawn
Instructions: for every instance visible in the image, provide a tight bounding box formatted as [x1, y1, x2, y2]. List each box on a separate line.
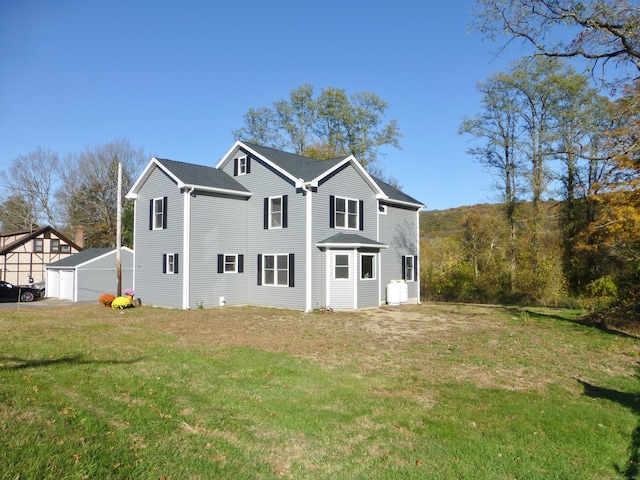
[0, 303, 638, 479]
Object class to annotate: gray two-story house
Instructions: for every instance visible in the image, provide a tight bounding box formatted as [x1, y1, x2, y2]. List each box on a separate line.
[126, 141, 423, 311]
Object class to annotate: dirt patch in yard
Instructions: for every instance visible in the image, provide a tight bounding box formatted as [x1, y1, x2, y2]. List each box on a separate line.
[11, 302, 640, 395]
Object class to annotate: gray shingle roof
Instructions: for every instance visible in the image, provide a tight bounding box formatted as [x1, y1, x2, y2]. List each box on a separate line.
[155, 158, 250, 193]
[316, 232, 387, 248]
[47, 248, 113, 268]
[371, 175, 423, 206]
[242, 143, 347, 181]
[243, 143, 422, 206]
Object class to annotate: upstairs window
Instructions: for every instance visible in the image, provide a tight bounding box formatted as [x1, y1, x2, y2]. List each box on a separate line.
[264, 195, 288, 229]
[34, 238, 43, 253]
[150, 197, 168, 230]
[234, 155, 250, 176]
[330, 196, 363, 230]
[50, 240, 69, 253]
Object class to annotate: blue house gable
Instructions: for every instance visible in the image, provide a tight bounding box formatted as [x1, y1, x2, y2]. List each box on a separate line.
[127, 141, 424, 311]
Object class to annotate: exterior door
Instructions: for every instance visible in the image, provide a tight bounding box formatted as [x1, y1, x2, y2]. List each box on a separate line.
[326, 250, 356, 309]
[59, 269, 74, 300]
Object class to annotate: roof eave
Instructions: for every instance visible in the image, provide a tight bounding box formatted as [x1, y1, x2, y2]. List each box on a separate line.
[315, 241, 388, 249]
[183, 184, 252, 198]
[381, 198, 426, 209]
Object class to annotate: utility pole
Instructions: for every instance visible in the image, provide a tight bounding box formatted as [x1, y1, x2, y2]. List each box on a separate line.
[116, 162, 122, 297]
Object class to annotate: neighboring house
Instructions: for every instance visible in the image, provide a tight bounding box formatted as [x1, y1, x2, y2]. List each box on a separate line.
[0, 226, 83, 286]
[126, 141, 424, 311]
[46, 247, 134, 302]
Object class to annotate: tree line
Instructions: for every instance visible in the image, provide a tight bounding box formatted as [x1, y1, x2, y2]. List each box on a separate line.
[422, 0, 640, 309]
[0, 86, 402, 248]
[0, 139, 147, 248]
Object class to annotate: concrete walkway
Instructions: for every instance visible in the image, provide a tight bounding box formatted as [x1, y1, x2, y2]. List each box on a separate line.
[0, 298, 95, 308]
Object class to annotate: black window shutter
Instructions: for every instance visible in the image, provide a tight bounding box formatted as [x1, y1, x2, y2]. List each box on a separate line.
[264, 198, 269, 229]
[414, 255, 418, 281]
[174, 253, 179, 274]
[238, 254, 244, 273]
[401, 255, 406, 280]
[246, 157, 251, 174]
[288, 253, 295, 287]
[282, 195, 288, 228]
[162, 197, 168, 229]
[233, 158, 238, 176]
[162, 254, 167, 273]
[329, 195, 335, 228]
[257, 254, 262, 285]
[217, 254, 224, 273]
[359, 200, 364, 231]
[149, 199, 154, 230]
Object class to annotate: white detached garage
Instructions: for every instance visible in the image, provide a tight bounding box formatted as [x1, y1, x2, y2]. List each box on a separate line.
[46, 247, 134, 302]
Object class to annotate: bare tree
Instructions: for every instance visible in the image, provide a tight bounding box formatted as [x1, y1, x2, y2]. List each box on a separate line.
[473, 0, 640, 79]
[57, 139, 147, 248]
[8, 148, 60, 228]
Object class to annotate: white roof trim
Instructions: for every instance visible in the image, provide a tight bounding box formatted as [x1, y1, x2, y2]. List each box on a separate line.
[315, 241, 388, 249]
[182, 184, 252, 198]
[380, 198, 425, 209]
[309, 155, 387, 197]
[216, 141, 300, 185]
[45, 247, 134, 270]
[126, 157, 169, 199]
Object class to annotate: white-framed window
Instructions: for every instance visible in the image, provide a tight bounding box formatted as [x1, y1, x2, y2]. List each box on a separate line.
[224, 254, 237, 273]
[218, 254, 244, 273]
[335, 196, 359, 229]
[334, 253, 350, 280]
[234, 155, 250, 176]
[403, 255, 415, 282]
[263, 254, 289, 286]
[163, 253, 179, 274]
[238, 156, 248, 175]
[361, 254, 376, 280]
[152, 197, 167, 230]
[269, 196, 283, 229]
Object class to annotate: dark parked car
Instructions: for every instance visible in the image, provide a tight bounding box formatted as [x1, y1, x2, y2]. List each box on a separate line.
[0, 281, 44, 302]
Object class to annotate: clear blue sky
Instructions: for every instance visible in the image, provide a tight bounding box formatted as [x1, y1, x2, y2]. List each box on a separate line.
[0, 0, 524, 211]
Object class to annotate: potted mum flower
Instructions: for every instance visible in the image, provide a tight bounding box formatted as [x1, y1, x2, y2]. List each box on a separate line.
[98, 293, 116, 307]
[112, 288, 136, 310]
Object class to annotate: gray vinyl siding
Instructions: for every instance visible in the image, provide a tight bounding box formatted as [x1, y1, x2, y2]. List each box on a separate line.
[224, 148, 307, 309]
[378, 203, 420, 303]
[188, 192, 249, 308]
[75, 250, 134, 302]
[133, 167, 184, 308]
[312, 164, 380, 309]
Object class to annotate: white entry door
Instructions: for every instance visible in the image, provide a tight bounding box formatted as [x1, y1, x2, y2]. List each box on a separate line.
[326, 250, 356, 309]
[59, 269, 74, 301]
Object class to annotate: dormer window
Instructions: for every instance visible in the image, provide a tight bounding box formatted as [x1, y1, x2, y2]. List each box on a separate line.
[234, 155, 250, 176]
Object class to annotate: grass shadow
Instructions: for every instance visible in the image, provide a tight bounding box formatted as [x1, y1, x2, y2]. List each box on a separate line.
[575, 376, 640, 479]
[0, 353, 145, 370]
[513, 307, 640, 340]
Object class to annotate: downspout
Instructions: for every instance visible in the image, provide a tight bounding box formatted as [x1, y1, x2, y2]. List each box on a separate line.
[301, 182, 313, 312]
[183, 187, 195, 309]
[416, 208, 421, 305]
[377, 201, 381, 306]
